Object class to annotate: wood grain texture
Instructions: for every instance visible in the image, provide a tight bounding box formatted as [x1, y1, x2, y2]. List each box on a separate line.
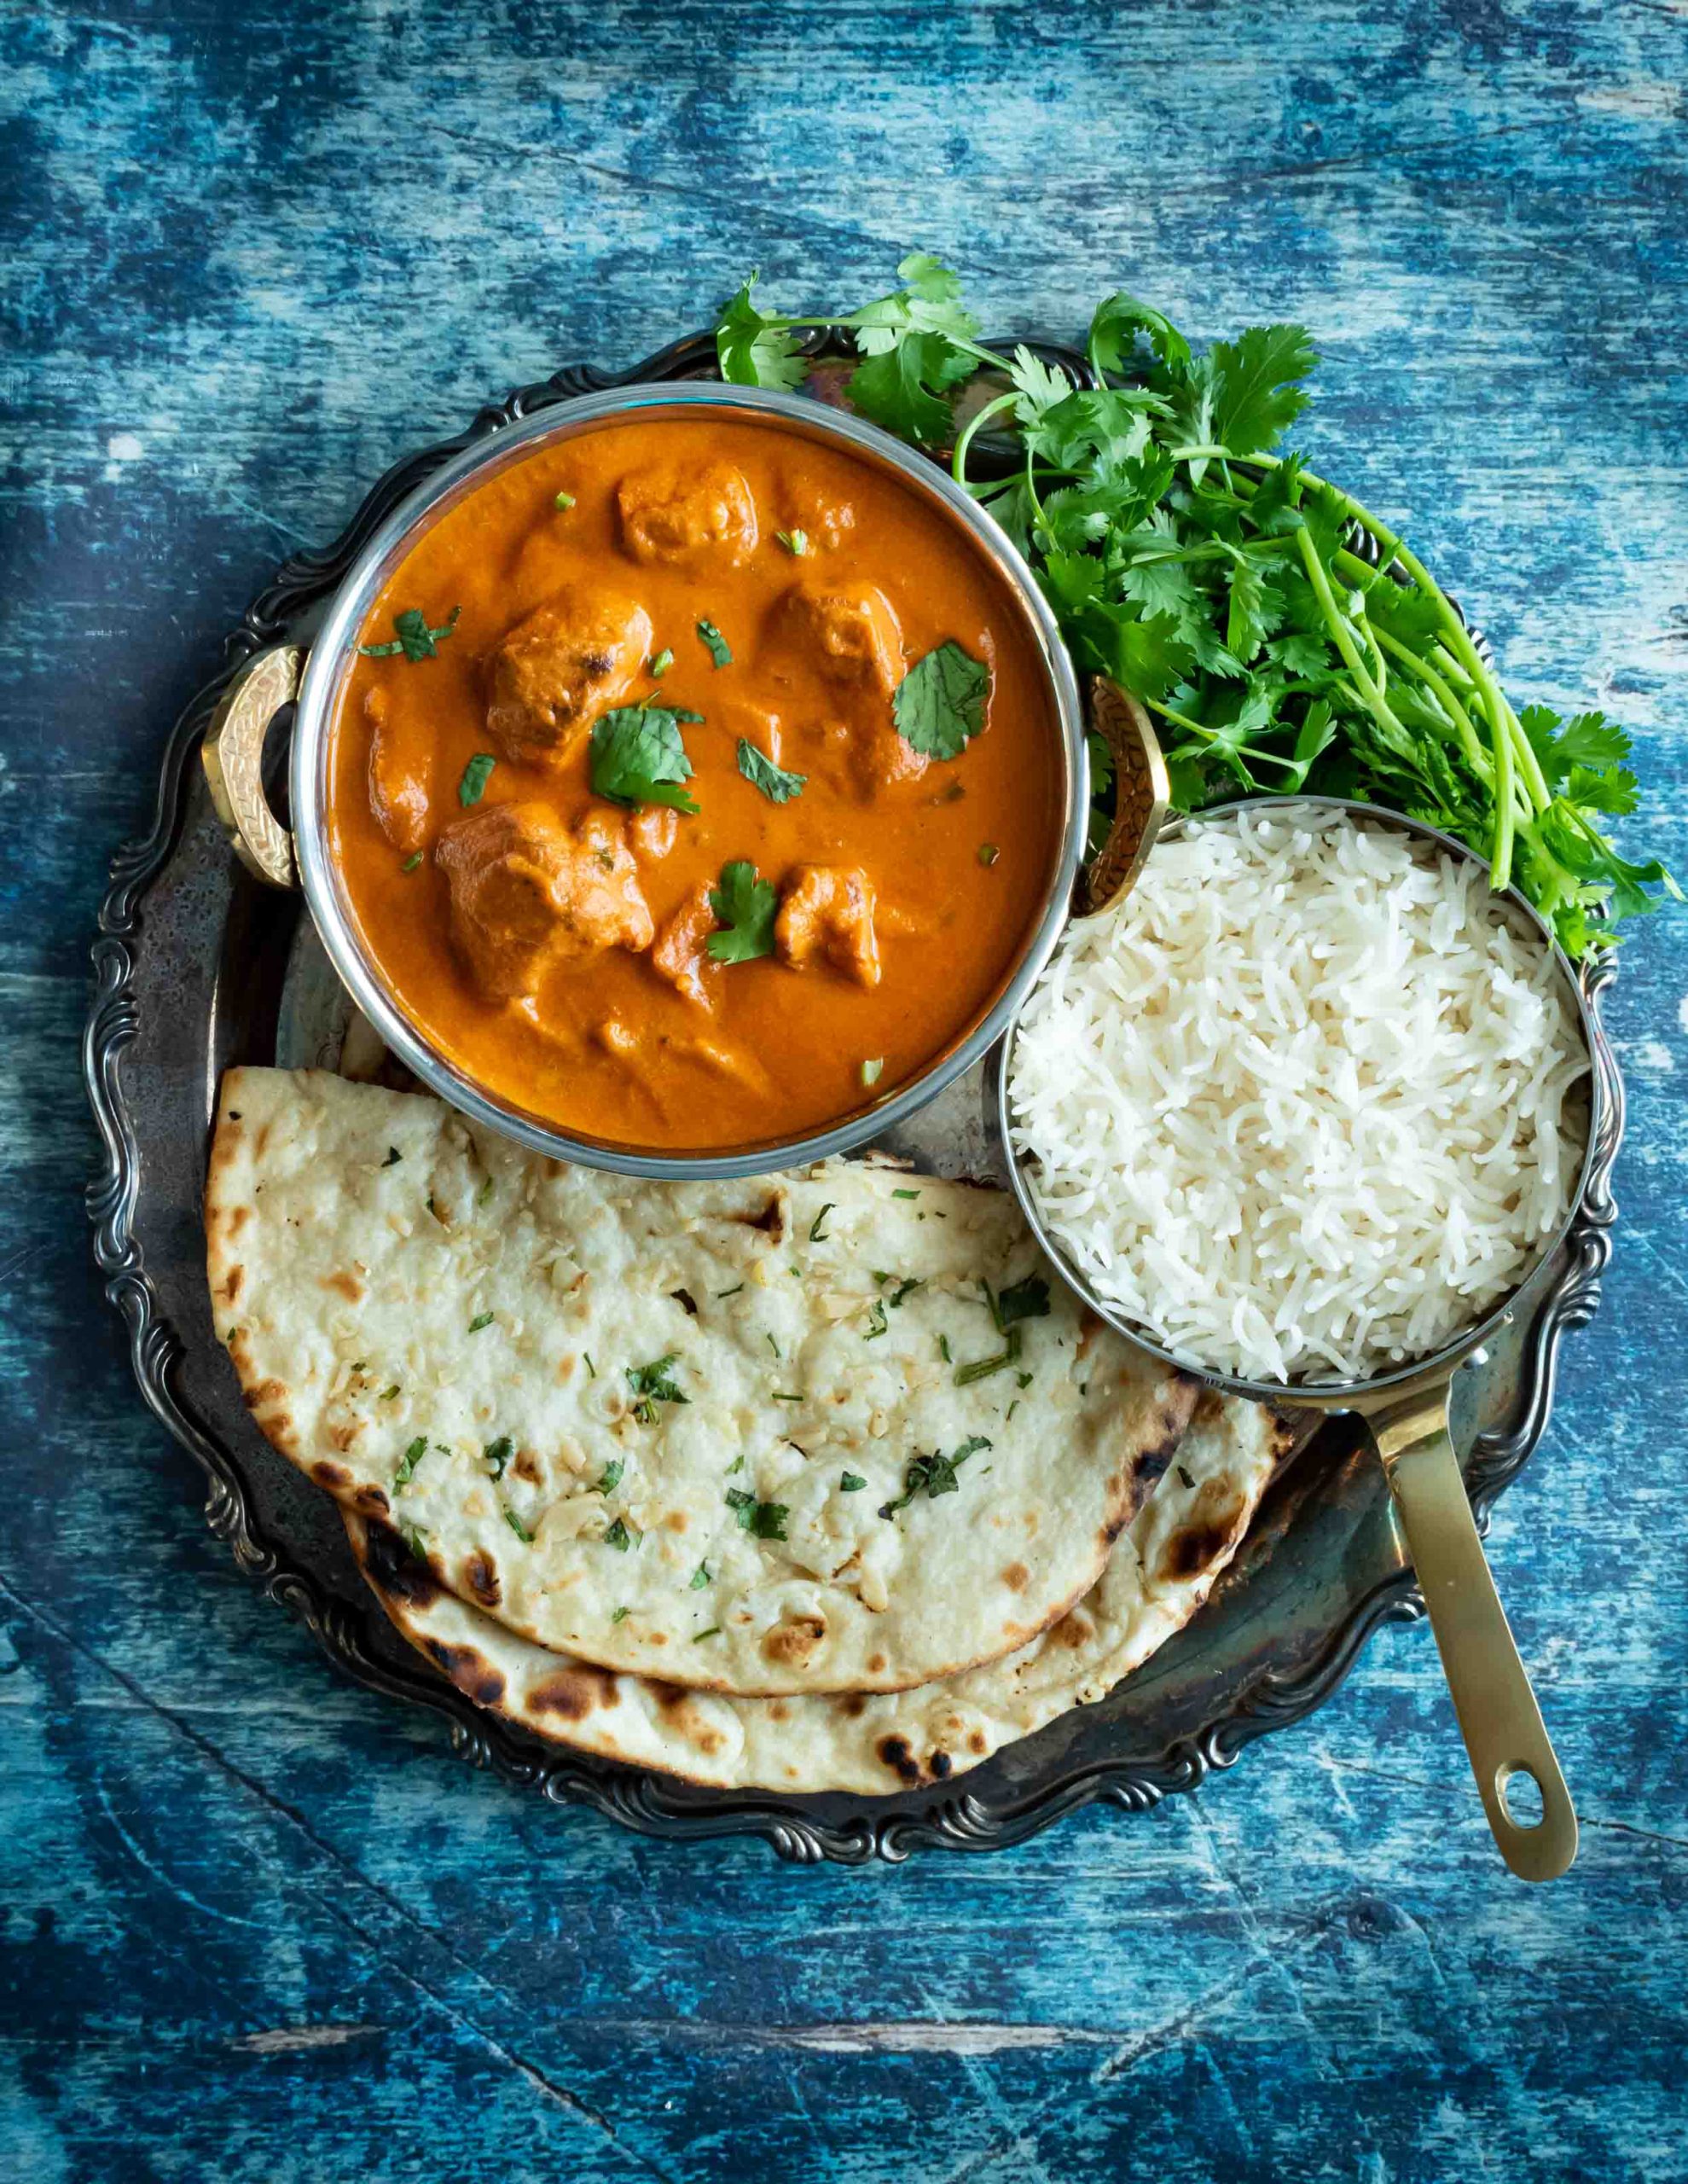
[3, 1, 1686, 2177]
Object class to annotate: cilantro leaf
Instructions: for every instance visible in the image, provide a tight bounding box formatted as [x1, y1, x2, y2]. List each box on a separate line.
[715, 275, 810, 391]
[892, 642, 990, 759]
[737, 739, 807, 804]
[706, 859, 779, 962]
[358, 604, 461, 661]
[589, 706, 700, 814]
[878, 1436, 991, 1519]
[726, 1487, 789, 1541]
[626, 1353, 688, 1426]
[1088, 293, 1192, 375]
[995, 1275, 1051, 1329]
[697, 619, 733, 667]
[848, 331, 977, 445]
[851, 253, 980, 355]
[1207, 323, 1317, 456]
[458, 754, 495, 807]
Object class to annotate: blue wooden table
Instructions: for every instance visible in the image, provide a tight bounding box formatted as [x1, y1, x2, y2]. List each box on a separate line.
[4, 4, 1686, 2177]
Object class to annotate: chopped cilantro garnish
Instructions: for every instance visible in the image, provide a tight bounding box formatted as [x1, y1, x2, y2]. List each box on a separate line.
[401, 851, 424, 874]
[736, 738, 807, 804]
[553, 490, 576, 510]
[716, 1283, 745, 1298]
[505, 1507, 535, 1543]
[938, 1333, 952, 1363]
[648, 647, 674, 677]
[770, 1391, 803, 1403]
[603, 1516, 635, 1551]
[468, 1311, 495, 1333]
[977, 842, 1000, 867]
[380, 1384, 400, 1402]
[885, 1276, 924, 1308]
[995, 1275, 1052, 1329]
[477, 1176, 494, 1206]
[1016, 1370, 1033, 1389]
[864, 1299, 889, 1340]
[839, 1471, 867, 1493]
[892, 1188, 919, 1199]
[382, 1147, 403, 1166]
[1176, 1464, 1196, 1490]
[861, 1058, 884, 1087]
[893, 642, 990, 760]
[954, 1327, 1024, 1386]
[766, 1332, 781, 1358]
[457, 753, 496, 807]
[611, 1604, 630, 1623]
[394, 1436, 427, 1489]
[400, 1523, 429, 1561]
[726, 1487, 789, 1540]
[483, 1435, 513, 1478]
[775, 528, 809, 556]
[705, 859, 778, 961]
[358, 604, 461, 661]
[726, 1453, 745, 1473]
[583, 1351, 596, 1379]
[879, 1436, 991, 1518]
[693, 1625, 722, 1642]
[589, 706, 699, 814]
[697, 618, 733, 667]
[626, 1353, 687, 1425]
[809, 1203, 836, 1244]
[593, 1458, 625, 1496]
[690, 1560, 712, 1590]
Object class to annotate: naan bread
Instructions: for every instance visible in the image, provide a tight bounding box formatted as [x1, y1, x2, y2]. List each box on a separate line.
[345, 1391, 1289, 1793]
[208, 1069, 1197, 1697]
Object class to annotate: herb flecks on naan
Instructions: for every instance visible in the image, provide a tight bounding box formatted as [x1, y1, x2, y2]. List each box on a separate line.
[207, 1069, 1196, 1698]
[344, 1393, 1288, 1794]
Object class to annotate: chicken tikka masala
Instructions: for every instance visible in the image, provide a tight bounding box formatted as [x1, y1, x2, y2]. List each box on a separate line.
[330, 413, 1062, 1149]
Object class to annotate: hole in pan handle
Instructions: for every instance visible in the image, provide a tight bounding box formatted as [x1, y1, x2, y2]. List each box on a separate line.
[201, 643, 305, 891]
[1366, 1384, 1578, 1882]
[1084, 677, 1170, 915]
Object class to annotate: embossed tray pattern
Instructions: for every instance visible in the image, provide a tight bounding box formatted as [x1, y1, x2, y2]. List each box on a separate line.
[83, 333, 1625, 1862]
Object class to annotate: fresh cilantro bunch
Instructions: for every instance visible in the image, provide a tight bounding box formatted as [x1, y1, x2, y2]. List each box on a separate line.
[716, 258, 1676, 954]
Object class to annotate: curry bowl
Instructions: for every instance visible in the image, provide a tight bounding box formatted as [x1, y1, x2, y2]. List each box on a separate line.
[204, 384, 1087, 1179]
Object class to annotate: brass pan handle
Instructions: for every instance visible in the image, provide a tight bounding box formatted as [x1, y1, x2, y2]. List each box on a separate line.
[1085, 677, 1170, 915]
[1366, 1388, 1578, 1881]
[201, 644, 305, 890]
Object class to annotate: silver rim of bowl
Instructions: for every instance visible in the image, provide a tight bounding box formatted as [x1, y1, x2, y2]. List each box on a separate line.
[291, 381, 1088, 1182]
[995, 793, 1605, 1406]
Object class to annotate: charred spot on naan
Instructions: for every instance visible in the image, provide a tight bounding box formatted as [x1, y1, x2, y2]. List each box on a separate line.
[423, 1638, 508, 1710]
[526, 1665, 621, 1721]
[360, 1518, 444, 1608]
[461, 1549, 502, 1608]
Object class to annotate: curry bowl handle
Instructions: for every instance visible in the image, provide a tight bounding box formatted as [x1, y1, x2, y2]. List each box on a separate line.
[1083, 677, 1170, 915]
[1367, 1387, 1578, 1881]
[201, 644, 306, 891]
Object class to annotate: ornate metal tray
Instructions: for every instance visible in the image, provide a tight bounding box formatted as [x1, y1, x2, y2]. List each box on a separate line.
[83, 332, 1625, 1863]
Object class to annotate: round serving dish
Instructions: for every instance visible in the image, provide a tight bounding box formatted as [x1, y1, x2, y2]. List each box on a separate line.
[997, 793, 1604, 1404]
[225, 383, 1089, 1182]
[85, 326, 1626, 1863]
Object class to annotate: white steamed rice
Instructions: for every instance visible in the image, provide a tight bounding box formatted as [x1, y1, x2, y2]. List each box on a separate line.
[1007, 806, 1590, 1385]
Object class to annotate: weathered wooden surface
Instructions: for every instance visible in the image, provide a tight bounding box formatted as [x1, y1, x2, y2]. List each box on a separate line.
[3, 2, 1686, 2177]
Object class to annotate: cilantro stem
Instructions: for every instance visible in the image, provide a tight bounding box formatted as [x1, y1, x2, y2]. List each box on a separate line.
[952, 390, 1019, 490]
[1294, 526, 1414, 752]
[1372, 627, 1492, 783]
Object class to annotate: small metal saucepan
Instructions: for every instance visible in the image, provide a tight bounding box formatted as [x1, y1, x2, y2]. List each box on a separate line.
[998, 794, 1601, 1882]
[200, 383, 1088, 1182]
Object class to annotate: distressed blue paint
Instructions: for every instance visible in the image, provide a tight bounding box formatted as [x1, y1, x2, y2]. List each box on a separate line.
[3, 2, 1686, 2179]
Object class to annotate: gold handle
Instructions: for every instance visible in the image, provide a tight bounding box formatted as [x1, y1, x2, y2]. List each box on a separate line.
[201, 644, 305, 889]
[1085, 678, 1170, 914]
[1367, 1389, 1577, 1881]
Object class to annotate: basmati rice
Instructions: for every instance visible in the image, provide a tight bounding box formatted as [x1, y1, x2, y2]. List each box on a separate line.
[1006, 806, 1590, 1384]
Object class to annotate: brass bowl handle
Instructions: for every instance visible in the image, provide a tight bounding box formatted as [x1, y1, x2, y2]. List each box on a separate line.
[1085, 677, 1170, 915]
[201, 645, 305, 890]
[1366, 1388, 1578, 1881]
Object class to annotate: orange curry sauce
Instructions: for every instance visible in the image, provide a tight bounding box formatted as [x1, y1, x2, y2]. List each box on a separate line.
[329, 414, 1062, 1151]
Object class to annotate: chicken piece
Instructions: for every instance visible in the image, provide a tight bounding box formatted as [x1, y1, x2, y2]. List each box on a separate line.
[630, 804, 678, 862]
[436, 803, 653, 1001]
[617, 462, 758, 570]
[775, 866, 881, 989]
[484, 589, 652, 769]
[780, 578, 902, 693]
[651, 880, 716, 1008]
[364, 686, 430, 855]
[776, 581, 925, 795]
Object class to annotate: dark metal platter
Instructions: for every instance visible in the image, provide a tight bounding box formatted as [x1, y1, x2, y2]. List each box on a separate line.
[84, 331, 1626, 1864]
